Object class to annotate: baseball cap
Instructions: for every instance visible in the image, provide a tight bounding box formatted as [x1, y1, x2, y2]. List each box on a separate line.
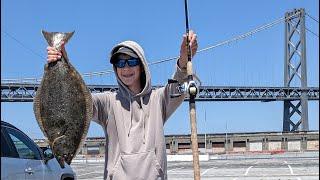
[110, 47, 138, 64]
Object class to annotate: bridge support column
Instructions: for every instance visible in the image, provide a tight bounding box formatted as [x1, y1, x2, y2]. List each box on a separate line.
[283, 8, 309, 131]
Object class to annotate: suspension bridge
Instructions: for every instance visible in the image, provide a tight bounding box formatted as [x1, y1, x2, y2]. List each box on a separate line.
[1, 8, 319, 132]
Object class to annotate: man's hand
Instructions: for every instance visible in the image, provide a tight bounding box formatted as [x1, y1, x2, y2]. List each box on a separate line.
[178, 30, 198, 69]
[46, 41, 66, 63]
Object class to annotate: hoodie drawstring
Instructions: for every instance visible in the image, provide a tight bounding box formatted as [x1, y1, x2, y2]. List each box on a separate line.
[127, 96, 146, 145]
[140, 96, 146, 144]
[127, 95, 133, 137]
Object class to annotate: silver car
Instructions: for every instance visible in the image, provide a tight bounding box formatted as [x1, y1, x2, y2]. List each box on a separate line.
[1, 121, 76, 180]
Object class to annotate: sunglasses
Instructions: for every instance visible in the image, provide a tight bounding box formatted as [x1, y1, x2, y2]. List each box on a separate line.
[114, 58, 141, 68]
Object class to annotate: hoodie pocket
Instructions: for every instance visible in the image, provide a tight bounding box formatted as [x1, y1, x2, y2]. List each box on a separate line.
[110, 150, 163, 180]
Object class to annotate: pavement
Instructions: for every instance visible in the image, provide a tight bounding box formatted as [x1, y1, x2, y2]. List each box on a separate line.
[71, 151, 319, 179]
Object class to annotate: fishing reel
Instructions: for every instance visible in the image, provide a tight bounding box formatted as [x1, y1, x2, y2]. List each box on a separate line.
[168, 75, 201, 98]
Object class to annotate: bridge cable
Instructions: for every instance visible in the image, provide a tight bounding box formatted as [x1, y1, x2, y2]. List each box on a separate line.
[1, 30, 46, 60]
[291, 19, 319, 38]
[2, 11, 301, 81]
[82, 11, 302, 77]
[306, 12, 319, 23]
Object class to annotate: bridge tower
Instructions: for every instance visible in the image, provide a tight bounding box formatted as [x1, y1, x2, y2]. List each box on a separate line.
[283, 8, 308, 131]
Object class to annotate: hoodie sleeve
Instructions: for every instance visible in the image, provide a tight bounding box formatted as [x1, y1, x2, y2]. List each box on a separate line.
[91, 92, 110, 127]
[160, 62, 188, 123]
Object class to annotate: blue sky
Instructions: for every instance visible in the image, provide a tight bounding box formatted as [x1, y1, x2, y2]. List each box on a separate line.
[1, 0, 319, 139]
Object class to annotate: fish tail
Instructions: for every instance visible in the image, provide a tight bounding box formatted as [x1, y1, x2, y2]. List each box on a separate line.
[41, 30, 74, 50]
[41, 30, 74, 65]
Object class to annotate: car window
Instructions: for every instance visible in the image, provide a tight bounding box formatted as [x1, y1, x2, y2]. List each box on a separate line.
[1, 127, 19, 158]
[6, 127, 41, 160]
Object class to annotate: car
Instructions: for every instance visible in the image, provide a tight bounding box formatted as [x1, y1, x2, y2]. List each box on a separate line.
[1, 121, 76, 180]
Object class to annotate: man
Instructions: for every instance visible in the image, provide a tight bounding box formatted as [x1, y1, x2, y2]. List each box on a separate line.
[47, 31, 198, 180]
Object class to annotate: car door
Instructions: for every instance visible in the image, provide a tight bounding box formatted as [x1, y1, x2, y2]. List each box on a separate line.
[1, 127, 26, 180]
[5, 126, 46, 180]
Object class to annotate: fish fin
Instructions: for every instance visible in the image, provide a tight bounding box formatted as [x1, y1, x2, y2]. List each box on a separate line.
[41, 30, 74, 66]
[75, 89, 93, 156]
[67, 65, 93, 157]
[41, 30, 75, 50]
[33, 83, 48, 138]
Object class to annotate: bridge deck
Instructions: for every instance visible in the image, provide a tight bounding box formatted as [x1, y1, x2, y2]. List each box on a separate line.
[1, 83, 319, 102]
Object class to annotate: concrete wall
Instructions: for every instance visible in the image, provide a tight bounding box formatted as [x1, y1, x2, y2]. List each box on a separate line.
[249, 142, 263, 151]
[34, 131, 319, 156]
[268, 142, 282, 151]
[199, 148, 206, 153]
[212, 142, 225, 154]
[288, 141, 301, 151]
[212, 147, 225, 154]
[307, 140, 319, 150]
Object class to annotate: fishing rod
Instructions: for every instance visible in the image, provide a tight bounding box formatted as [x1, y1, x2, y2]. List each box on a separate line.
[183, 0, 201, 179]
[168, 0, 201, 179]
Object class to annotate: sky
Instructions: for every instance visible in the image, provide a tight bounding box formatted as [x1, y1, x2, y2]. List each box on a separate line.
[1, 0, 319, 139]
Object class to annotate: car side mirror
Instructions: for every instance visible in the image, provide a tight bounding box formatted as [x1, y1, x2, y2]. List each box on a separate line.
[43, 148, 54, 163]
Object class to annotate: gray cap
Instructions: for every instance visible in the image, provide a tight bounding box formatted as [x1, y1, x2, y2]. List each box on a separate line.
[110, 47, 138, 64]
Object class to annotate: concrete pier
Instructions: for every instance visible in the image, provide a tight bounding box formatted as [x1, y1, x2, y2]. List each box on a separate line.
[34, 131, 319, 156]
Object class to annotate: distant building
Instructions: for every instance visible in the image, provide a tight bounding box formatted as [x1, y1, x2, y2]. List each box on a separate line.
[34, 131, 319, 156]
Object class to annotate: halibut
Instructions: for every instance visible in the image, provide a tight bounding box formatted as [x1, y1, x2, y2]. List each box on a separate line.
[33, 30, 92, 168]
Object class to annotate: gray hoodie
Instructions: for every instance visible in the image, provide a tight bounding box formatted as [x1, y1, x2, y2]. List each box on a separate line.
[92, 41, 187, 180]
